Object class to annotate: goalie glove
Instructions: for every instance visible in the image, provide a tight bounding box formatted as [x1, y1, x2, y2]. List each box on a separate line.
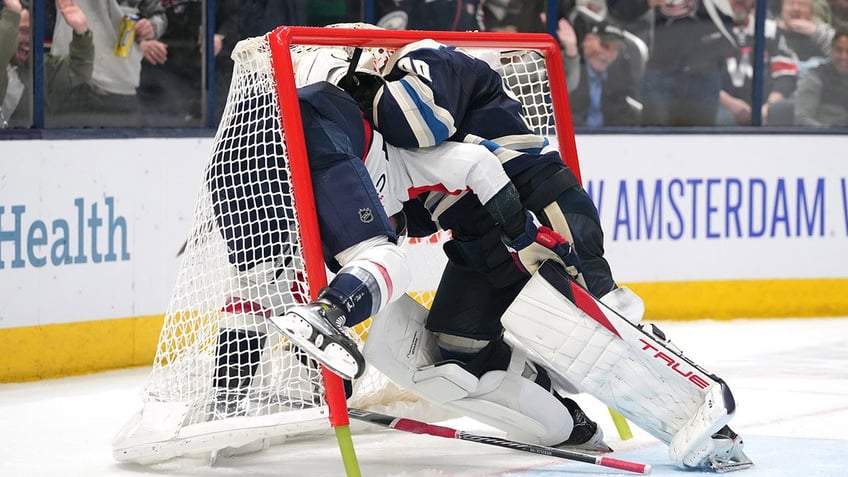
[502, 210, 583, 278]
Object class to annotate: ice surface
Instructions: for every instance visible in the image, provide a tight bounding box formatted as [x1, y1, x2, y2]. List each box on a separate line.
[2, 318, 846, 476]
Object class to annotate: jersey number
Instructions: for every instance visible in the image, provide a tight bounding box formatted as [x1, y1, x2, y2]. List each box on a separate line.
[397, 57, 432, 82]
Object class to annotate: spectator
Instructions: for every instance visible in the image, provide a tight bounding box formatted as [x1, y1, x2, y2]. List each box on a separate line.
[50, 0, 167, 128]
[136, 0, 240, 126]
[375, 0, 481, 31]
[306, 0, 361, 26]
[559, 19, 641, 126]
[240, 0, 307, 37]
[827, 0, 848, 29]
[607, 0, 736, 126]
[778, 0, 836, 74]
[794, 28, 848, 126]
[482, 0, 547, 32]
[559, 0, 611, 43]
[717, 0, 799, 126]
[1, 0, 93, 128]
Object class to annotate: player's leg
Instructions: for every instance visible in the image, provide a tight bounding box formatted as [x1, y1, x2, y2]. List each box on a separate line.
[536, 183, 616, 298]
[524, 171, 646, 322]
[207, 123, 298, 415]
[420, 260, 609, 450]
[273, 236, 408, 380]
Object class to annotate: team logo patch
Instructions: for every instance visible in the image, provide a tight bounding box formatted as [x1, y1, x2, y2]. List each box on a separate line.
[359, 208, 374, 223]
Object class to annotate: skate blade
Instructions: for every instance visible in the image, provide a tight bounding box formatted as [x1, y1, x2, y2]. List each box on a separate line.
[557, 426, 613, 454]
[709, 452, 754, 473]
[559, 439, 613, 454]
[268, 314, 361, 381]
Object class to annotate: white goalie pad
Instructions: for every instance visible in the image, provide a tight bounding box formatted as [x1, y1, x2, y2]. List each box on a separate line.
[364, 294, 574, 446]
[501, 262, 739, 466]
[599, 285, 645, 324]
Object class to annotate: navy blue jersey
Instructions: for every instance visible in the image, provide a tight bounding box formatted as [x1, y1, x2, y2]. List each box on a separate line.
[372, 40, 563, 178]
[209, 82, 396, 272]
[298, 82, 397, 263]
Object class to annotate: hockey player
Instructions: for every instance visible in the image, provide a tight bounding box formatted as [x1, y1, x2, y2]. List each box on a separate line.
[207, 79, 410, 389]
[210, 71, 603, 452]
[339, 38, 627, 362]
[263, 47, 611, 452]
[330, 39, 750, 472]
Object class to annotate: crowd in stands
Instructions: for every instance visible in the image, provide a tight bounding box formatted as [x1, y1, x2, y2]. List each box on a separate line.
[2, 0, 846, 129]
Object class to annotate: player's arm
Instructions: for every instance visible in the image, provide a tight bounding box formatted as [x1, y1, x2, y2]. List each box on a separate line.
[401, 140, 581, 278]
[371, 41, 466, 148]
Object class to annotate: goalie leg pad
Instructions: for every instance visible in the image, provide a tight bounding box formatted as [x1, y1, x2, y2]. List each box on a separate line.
[413, 346, 575, 446]
[502, 262, 741, 453]
[599, 285, 645, 324]
[364, 295, 574, 446]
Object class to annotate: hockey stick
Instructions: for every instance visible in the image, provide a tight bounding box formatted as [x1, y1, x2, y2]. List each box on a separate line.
[348, 408, 651, 474]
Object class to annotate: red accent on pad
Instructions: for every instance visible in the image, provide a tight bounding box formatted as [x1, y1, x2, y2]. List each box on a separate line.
[569, 282, 621, 338]
[535, 227, 567, 248]
[221, 297, 271, 318]
[369, 260, 393, 301]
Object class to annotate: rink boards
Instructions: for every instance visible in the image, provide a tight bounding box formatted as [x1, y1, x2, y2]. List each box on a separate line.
[1, 134, 847, 381]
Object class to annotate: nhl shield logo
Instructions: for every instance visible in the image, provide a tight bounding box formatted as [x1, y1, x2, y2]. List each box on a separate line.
[359, 208, 374, 223]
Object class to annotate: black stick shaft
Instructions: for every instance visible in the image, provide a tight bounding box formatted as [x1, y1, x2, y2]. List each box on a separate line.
[348, 408, 651, 474]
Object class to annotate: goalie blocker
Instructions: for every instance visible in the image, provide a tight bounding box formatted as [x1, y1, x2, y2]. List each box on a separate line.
[499, 261, 753, 472]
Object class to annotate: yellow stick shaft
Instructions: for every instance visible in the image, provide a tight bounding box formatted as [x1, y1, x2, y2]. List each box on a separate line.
[609, 408, 633, 440]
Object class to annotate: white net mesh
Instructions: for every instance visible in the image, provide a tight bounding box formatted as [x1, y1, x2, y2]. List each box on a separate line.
[114, 28, 562, 463]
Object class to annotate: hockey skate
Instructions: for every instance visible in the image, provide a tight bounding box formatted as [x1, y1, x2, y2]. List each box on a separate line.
[684, 425, 753, 473]
[556, 395, 612, 453]
[269, 302, 365, 381]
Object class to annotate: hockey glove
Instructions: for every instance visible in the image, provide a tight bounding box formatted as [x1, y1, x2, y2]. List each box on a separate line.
[503, 210, 583, 277]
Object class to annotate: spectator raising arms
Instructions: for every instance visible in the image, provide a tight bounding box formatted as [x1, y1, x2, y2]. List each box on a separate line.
[1, 0, 93, 128]
[794, 28, 848, 126]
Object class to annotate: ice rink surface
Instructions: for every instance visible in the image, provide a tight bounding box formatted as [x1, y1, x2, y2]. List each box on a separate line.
[1, 317, 846, 477]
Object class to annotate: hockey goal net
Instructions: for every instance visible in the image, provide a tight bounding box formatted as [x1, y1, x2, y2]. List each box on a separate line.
[113, 25, 580, 464]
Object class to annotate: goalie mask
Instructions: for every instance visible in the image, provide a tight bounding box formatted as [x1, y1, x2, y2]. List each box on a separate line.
[294, 46, 388, 89]
[294, 48, 352, 87]
[292, 23, 393, 88]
